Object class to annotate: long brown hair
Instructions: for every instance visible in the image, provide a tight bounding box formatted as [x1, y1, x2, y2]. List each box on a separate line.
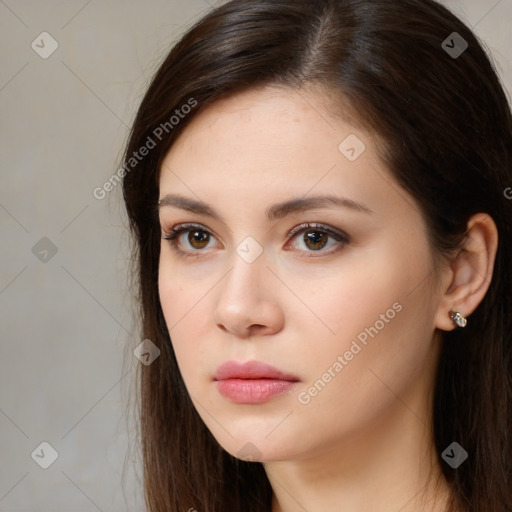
[121, 1, 512, 510]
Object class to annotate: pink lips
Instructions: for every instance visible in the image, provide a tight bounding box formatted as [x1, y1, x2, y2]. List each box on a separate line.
[214, 360, 300, 404]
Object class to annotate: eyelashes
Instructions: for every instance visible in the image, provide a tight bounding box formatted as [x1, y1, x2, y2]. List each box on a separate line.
[161, 222, 350, 259]
[162, 223, 214, 258]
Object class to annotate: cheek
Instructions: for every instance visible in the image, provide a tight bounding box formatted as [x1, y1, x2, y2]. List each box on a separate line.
[290, 238, 435, 388]
[158, 252, 210, 329]
[293, 245, 437, 414]
[285, 249, 410, 348]
[158, 256, 218, 386]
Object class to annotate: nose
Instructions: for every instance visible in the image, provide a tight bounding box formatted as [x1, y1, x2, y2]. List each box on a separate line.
[213, 252, 285, 338]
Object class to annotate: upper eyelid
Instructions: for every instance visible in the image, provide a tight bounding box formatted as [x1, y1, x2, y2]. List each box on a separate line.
[163, 222, 219, 239]
[287, 222, 349, 239]
[162, 221, 344, 235]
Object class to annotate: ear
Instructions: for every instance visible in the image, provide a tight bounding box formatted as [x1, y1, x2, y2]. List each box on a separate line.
[434, 213, 498, 331]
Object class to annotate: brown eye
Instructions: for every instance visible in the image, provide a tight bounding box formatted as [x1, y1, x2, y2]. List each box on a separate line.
[162, 223, 216, 256]
[303, 231, 329, 251]
[286, 222, 349, 257]
[188, 230, 210, 249]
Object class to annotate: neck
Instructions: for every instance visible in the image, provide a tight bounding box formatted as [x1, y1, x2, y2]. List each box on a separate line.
[264, 397, 452, 512]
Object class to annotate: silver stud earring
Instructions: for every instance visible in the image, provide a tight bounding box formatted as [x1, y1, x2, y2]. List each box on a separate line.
[449, 310, 467, 328]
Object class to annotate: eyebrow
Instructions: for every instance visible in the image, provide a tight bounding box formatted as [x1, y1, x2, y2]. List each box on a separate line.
[158, 193, 374, 222]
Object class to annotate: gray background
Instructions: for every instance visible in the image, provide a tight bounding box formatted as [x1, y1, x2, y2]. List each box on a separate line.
[0, 1, 510, 510]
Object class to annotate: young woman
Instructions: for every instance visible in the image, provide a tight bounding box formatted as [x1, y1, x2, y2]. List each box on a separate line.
[121, 0, 512, 510]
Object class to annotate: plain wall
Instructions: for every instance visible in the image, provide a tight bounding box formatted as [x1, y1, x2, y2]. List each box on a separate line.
[1, 0, 510, 510]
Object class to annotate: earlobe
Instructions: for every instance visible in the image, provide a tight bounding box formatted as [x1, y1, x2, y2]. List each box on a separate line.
[434, 213, 498, 332]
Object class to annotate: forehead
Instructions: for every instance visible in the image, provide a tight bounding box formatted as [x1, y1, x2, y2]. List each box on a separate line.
[158, 86, 411, 222]
[163, 86, 357, 168]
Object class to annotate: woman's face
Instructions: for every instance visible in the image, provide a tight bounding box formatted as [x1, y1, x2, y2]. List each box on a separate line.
[157, 85, 446, 462]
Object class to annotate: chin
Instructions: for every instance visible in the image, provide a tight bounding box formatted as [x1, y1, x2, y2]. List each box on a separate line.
[212, 432, 300, 463]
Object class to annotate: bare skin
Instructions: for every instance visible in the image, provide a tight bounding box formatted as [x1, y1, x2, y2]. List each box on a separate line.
[157, 85, 497, 511]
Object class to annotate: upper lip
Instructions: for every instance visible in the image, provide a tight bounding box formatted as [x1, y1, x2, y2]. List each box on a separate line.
[214, 360, 300, 381]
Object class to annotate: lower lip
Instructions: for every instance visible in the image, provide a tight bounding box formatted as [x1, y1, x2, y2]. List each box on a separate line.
[215, 379, 297, 403]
